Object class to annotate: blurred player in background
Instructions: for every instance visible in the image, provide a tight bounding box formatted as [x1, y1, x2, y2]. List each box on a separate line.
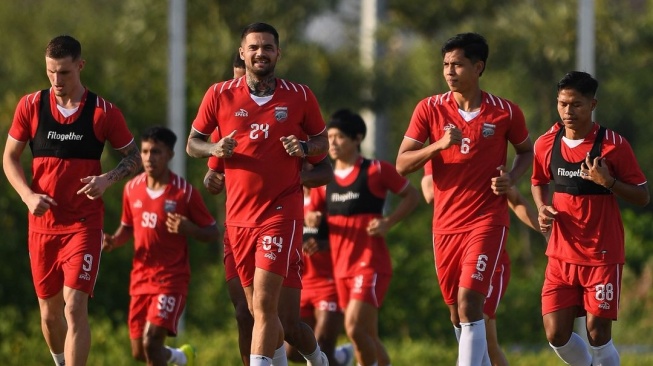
[104, 126, 219, 366]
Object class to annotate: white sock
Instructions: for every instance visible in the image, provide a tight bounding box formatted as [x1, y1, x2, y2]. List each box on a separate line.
[301, 344, 326, 366]
[251, 354, 273, 366]
[590, 339, 620, 366]
[454, 326, 462, 342]
[458, 319, 488, 366]
[550, 332, 592, 366]
[272, 344, 288, 366]
[334, 344, 348, 364]
[50, 351, 65, 366]
[166, 346, 187, 364]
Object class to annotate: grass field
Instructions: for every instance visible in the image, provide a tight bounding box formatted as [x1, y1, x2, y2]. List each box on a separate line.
[4, 317, 653, 366]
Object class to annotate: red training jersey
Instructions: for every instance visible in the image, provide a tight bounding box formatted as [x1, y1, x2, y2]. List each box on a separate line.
[192, 77, 327, 227]
[121, 172, 216, 295]
[8, 88, 134, 233]
[532, 123, 647, 265]
[404, 91, 529, 234]
[308, 158, 409, 278]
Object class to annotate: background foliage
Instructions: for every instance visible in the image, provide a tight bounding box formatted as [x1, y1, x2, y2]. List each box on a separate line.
[1, 0, 652, 363]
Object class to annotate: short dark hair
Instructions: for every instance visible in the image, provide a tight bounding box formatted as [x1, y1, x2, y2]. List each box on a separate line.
[140, 126, 177, 151]
[441, 33, 489, 76]
[241, 22, 279, 47]
[327, 109, 367, 141]
[232, 52, 245, 69]
[557, 71, 598, 98]
[46, 35, 81, 60]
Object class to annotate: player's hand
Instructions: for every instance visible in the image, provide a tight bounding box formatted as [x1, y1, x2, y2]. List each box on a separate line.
[302, 237, 320, 256]
[367, 217, 390, 237]
[280, 135, 305, 158]
[77, 175, 111, 200]
[580, 155, 613, 187]
[102, 233, 115, 252]
[24, 193, 57, 216]
[435, 126, 462, 150]
[212, 130, 237, 158]
[204, 170, 225, 195]
[537, 204, 558, 234]
[491, 166, 513, 195]
[305, 211, 322, 228]
[166, 212, 190, 235]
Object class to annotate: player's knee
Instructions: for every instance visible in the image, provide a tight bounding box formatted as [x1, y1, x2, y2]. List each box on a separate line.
[545, 327, 572, 347]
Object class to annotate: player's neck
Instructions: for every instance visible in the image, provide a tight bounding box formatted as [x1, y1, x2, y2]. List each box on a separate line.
[54, 84, 85, 109]
[334, 154, 360, 170]
[564, 121, 595, 140]
[453, 88, 482, 112]
[246, 73, 276, 97]
[146, 170, 170, 190]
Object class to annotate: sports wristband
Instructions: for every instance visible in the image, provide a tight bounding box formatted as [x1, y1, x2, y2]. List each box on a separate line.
[300, 141, 308, 157]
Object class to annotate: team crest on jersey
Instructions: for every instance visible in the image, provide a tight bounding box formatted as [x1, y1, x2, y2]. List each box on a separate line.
[164, 200, 177, 213]
[275, 107, 288, 122]
[482, 123, 496, 138]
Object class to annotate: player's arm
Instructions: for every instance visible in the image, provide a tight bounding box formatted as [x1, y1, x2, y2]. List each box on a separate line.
[367, 183, 420, 237]
[506, 186, 539, 232]
[305, 130, 328, 156]
[103, 224, 134, 252]
[300, 157, 333, 188]
[204, 169, 225, 195]
[420, 174, 434, 204]
[166, 214, 220, 243]
[506, 138, 534, 185]
[3, 137, 58, 215]
[78, 140, 142, 200]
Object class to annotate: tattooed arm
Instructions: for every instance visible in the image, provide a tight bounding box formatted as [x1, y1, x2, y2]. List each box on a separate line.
[76, 140, 142, 200]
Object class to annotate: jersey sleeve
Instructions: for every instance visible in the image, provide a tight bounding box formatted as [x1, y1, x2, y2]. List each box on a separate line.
[531, 133, 553, 186]
[187, 186, 217, 228]
[404, 98, 434, 144]
[307, 186, 326, 212]
[506, 103, 529, 145]
[606, 134, 647, 186]
[302, 86, 327, 137]
[191, 84, 220, 135]
[102, 105, 134, 150]
[424, 160, 433, 176]
[8, 93, 38, 142]
[120, 183, 134, 227]
[369, 160, 410, 197]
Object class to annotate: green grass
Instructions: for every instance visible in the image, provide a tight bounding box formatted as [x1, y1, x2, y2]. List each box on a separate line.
[4, 315, 653, 365]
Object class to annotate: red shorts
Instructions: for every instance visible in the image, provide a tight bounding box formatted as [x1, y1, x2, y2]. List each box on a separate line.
[483, 250, 511, 319]
[28, 229, 103, 299]
[542, 258, 622, 320]
[300, 280, 340, 318]
[227, 220, 303, 289]
[128, 293, 186, 339]
[335, 272, 391, 310]
[223, 232, 238, 282]
[433, 226, 508, 305]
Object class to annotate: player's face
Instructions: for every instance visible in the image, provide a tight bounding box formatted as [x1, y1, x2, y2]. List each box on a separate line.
[46, 56, 84, 98]
[557, 88, 596, 131]
[141, 140, 173, 179]
[442, 49, 483, 94]
[240, 32, 279, 77]
[328, 128, 360, 161]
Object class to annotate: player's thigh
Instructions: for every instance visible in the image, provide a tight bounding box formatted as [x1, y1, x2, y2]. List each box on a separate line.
[459, 226, 507, 298]
[145, 293, 186, 337]
[29, 231, 64, 299]
[61, 229, 103, 296]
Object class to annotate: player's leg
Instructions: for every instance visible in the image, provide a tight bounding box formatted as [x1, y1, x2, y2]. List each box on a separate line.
[142, 322, 169, 365]
[141, 293, 189, 365]
[61, 286, 90, 366]
[128, 295, 149, 362]
[37, 293, 67, 364]
[313, 305, 343, 365]
[483, 255, 509, 366]
[586, 314, 619, 365]
[247, 270, 285, 364]
[227, 276, 254, 366]
[59, 229, 102, 366]
[584, 263, 622, 365]
[484, 317, 508, 366]
[279, 285, 327, 365]
[285, 314, 316, 363]
[544, 308, 591, 366]
[344, 299, 378, 365]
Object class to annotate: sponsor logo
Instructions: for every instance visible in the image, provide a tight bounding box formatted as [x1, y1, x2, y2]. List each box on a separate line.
[599, 302, 611, 310]
[79, 272, 91, 281]
[482, 123, 496, 138]
[235, 109, 248, 117]
[157, 311, 170, 319]
[275, 107, 288, 122]
[444, 123, 457, 131]
[303, 226, 318, 235]
[557, 168, 583, 178]
[471, 272, 484, 281]
[265, 252, 277, 261]
[134, 200, 143, 208]
[164, 199, 177, 213]
[47, 131, 83, 141]
[330, 191, 360, 203]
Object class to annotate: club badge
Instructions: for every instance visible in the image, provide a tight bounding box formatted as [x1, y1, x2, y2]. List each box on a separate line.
[482, 123, 496, 138]
[275, 106, 288, 122]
